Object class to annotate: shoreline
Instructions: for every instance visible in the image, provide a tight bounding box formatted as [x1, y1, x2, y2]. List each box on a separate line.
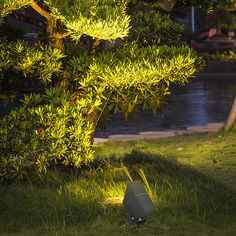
[94, 122, 225, 144]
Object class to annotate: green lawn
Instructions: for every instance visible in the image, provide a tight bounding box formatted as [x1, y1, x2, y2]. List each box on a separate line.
[0, 131, 236, 235]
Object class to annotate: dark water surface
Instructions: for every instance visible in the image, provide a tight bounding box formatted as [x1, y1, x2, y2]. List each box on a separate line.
[99, 75, 236, 135]
[1, 75, 236, 135]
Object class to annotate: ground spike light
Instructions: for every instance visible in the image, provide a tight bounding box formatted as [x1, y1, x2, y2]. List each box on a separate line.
[123, 180, 156, 225]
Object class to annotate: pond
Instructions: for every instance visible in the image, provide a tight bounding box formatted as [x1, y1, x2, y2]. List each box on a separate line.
[100, 74, 236, 135]
[0, 74, 236, 135]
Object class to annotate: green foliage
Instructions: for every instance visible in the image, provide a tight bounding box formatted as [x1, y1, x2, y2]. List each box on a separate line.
[70, 43, 203, 116]
[0, 0, 204, 180]
[137, 0, 216, 12]
[129, 10, 184, 46]
[65, 10, 201, 117]
[205, 0, 236, 29]
[206, 9, 236, 29]
[0, 41, 65, 83]
[0, 0, 30, 18]
[216, 0, 236, 9]
[0, 86, 95, 181]
[204, 51, 236, 61]
[45, 0, 130, 41]
[176, 0, 217, 10]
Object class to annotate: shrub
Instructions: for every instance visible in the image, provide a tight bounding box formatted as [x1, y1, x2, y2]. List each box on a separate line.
[0, 87, 94, 181]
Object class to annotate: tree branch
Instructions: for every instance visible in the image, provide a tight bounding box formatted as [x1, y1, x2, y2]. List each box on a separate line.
[51, 31, 71, 39]
[29, 0, 53, 21]
[154, 0, 177, 12]
[90, 38, 100, 55]
[224, 7, 236, 11]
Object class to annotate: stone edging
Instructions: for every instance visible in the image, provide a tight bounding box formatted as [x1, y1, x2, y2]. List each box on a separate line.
[93, 123, 225, 144]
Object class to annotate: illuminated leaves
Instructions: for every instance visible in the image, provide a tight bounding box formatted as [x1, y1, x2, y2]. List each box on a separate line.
[44, 0, 130, 41]
[0, 87, 95, 180]
[0, 0, 205, 179]
[0, 41, 65, 83]
[68, 43, 203, 117]
[0, 0, 31, 18]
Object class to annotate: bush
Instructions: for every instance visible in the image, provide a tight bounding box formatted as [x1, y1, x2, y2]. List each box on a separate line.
[0, 87, 94, 181]
[204, 51, 236, 61]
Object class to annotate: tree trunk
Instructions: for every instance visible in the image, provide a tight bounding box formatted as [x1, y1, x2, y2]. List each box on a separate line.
[47, 19, 64, 51]
[87, 109, 99, 145]
[225, 96, 236, 131]
[46, 19, 71, 89]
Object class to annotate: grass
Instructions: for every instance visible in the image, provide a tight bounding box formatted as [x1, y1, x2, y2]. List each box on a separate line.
[0, 131, 236, 235]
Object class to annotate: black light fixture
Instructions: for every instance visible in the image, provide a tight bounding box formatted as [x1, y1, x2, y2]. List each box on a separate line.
[123, 180, 156, 225]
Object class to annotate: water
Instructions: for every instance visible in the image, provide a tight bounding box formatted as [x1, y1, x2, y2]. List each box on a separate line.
[1, 75, 236, 135]
[99, 75, 236, 135]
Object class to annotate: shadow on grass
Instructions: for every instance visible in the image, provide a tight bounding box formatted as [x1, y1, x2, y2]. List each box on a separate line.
[106, 150, 236, 226]
[0, 149, 235, 235]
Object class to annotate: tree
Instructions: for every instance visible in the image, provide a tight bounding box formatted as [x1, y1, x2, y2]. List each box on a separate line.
[225, 97, 236, 131]
[204, 0, 236, 28]
[204, 0, 236, 129]
[0, 0, 203, 180]
[219, 0, 236, 11]
[154, 0, 216, 12]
